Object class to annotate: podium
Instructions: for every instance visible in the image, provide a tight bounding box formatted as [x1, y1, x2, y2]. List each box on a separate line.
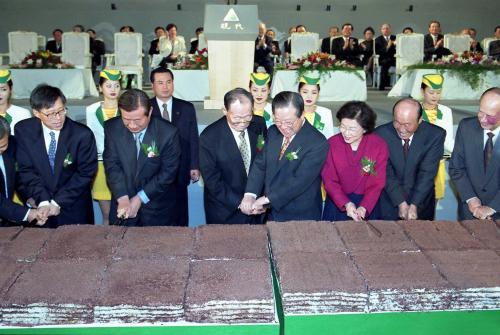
[203, 5, 258, 109]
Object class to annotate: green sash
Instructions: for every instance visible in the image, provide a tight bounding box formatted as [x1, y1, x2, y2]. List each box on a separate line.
[96, 106, 120, 127]
[313, 112, 325, 131]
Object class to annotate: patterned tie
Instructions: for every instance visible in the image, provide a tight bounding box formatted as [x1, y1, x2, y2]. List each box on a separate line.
[403, 139, 410, 160]
[279, 137, 290, 160]
[48, 131, 57, 173]
[162, 103, 169, 121]
[239, 131, 250, 175]
[134, 132, 142, 160]
[484, 132, 494, 171]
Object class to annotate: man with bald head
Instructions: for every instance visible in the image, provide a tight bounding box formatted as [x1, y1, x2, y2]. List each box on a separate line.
[376, 98, 445, 220]
[254, 22, 274, 74]
[449, 87, 500, 220]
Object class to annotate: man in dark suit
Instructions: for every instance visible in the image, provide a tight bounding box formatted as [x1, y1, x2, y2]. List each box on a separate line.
[45, 28, 62, 54]
[200, 88, 262, 224]
[331, 23, 362, 66]
[87, 29, 106, 78]
[104, 89, 181, 226]
[149, 67, 199, 227]
[254, 23, 274, 74]
[375, 23, 396, 91]
[424, 20, 451, 61]
[375, 98, 445, 220]
[449, 87, 500, 220]
[320, 26, 339, 54]
[241, 91, 328, 222]
[189, 27, 204, 54]
[148, 26, 166, 56]
[0, 117, 46, 226]
[15, 85, 97, 228]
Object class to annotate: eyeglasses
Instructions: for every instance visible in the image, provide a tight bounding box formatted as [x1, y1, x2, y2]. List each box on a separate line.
[39, 108, 67, 120]
[274, 118, 298, 128]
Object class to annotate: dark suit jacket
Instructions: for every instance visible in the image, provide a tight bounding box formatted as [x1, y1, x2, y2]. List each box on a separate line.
[0, 136, 28, 223]
[199, 117, 261, 224]
[189, 39, 198, 54]
[331, 36, 361, 66]
[15, 118, 97, 228]
[149, 38, 160, 55]
[150, 97, 200, 187]
[45, 40, 62, 53]
[284, 39, 291, 54]
[245, 122, 328, 221]
[375, 121, 445, 220]
[103, 116, 181, 226]
[375, 35, 396, 66]
[254, 35, 273, 67]
[321, 37, 334, 54]
[424, 34, 451, 61]
[90, 38, 105, 66]
[449, 117, 500, 220]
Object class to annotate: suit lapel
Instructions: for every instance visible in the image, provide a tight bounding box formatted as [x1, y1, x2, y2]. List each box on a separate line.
[53, 120, 71, 182]
[171, 97, 180, 126]
[34, 122, 54, 183]
[484, 130, 500, 182]
[248, 128, 258, 163]
[471, 122, 487, 178]
[271, 122, 308, 180]
[222, 120, 246, 178]
[136, 120, 155, 177]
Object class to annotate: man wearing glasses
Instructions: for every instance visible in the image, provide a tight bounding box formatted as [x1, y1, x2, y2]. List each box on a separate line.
[241, 91, 328, 222]
[199, 88, 263, 224]
[15, 84, 97, 228]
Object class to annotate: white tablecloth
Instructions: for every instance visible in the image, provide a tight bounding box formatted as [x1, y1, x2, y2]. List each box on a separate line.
[172, 70, 209, 101]
[388, 69, 500, 100]
[10, 69, 99, 99]
[271, 70, 367, 101]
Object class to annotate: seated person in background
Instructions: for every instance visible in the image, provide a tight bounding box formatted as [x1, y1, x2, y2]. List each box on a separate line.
[420, 74, 454, 201]
[449, 87, 500, 220]
[254, 23, 274, 75]
[45, 28, 63, 53]
[359, 27, 375, 85]
[160, 23, 187, 65]
[321, 26, 340, 54]
[0, 70, 31, 134]
[424, 20, 451, 61]
[375, 98, 445, 220]
[296, 25, 307, 33]
[266, 29, 281, 62]
[487, 26, 500, 60]
[283, 26, 296, 61]
[0, 117, 46, 226]
[298, 73, 336, 139]
[120, 26, 135, 33]
[149, 26, 166, 56]
[331, 23, 362, 66]
[189, 27, 204, 54]
[72, 24, 84, 33]
[87, 29, 106, 77]
[375, 23, 396, 91]
[249, 72, 273, 131]
[322, 101, 388, 221]
[468, 28, 484, 53]
[403, 27, 414, 34]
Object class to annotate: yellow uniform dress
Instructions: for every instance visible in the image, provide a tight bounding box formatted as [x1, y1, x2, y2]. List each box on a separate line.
[422, 108, 447, 199]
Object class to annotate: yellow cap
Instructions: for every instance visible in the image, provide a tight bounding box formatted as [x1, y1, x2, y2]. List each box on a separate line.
[250, 72, 271, 86]
[0, 70, 11, 84]
[422, 73, 444, 90]
[100, 69, 122, 81]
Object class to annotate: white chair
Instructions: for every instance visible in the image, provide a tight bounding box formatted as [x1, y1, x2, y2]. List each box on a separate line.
[107, 32, 143, 89]
[37, 35, 46, 51]
[444, 34, 470, 54]
[395, 33, 424, 75]
[8, 31, 38, 64]
[291, 32, 319, 61]
[62, 32, 92, 68]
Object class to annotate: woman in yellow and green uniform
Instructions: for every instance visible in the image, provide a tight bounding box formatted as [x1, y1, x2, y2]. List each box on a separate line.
[0, 70, 31, 135]
[420, 73, 454, 200]
[249, 72, 274, 130]
[86, 69, 121, 225]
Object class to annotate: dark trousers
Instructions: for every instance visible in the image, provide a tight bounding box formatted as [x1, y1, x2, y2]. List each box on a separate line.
[173, 184, 189, 227]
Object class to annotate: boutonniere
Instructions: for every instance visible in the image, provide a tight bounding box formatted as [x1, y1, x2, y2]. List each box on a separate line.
[141, 141, 160, 158]
[256, 133, 265, 152]
[361, 156, 376, 176]
[63, 153, 73, 168]
[286, 147, 301, 161]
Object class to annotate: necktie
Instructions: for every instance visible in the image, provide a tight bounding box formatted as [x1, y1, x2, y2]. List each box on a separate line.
[238, 131, 250, 175]
[403, 139, 410, 160]
[279, 137, 290, 160]
[484, 132, 494, 171]
[134, 132, 142, 160]
[162, 103, 169, 121]
[48, 131, 57, 173]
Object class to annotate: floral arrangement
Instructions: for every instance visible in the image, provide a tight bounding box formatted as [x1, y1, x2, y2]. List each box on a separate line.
[286, 147, 301, 161]
[63, 153, 73, 168]
[173, 48, 208, 70]
[408, 51, 499, 89]
[141, 141, 160, 158]
[10, 51, 74, 69]
[275, 51, 363, 81]
[360, 156, 376, 176]
[256, 134, 265, 152]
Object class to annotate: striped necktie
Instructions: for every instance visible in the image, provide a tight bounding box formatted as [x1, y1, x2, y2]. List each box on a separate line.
[48, 131, 57, 173]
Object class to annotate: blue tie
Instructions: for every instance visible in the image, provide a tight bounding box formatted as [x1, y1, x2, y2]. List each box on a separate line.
[48, 131, 57, 173]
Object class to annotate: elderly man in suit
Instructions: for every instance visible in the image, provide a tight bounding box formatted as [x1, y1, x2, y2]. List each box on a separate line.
[200, 88, 263, 224]
[254, 22, 274, 74]
[424, 20, 451, 61]
[320, 26, 339, 54]
[149, 67, 199, 227]
[240, 91, 328, 222]
[375, 98, 445, 220]
[15, 85, 97, 228]
[375, 23, 396, 91]
[449, 87, 500, 220]
[104, 89, 181, 226]
[331, 23, 362, 66]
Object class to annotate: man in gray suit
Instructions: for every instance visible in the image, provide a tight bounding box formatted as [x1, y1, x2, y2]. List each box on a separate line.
[449, 87, 500, 220]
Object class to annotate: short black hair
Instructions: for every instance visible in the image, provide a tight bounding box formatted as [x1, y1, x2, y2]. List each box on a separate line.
[495, 26, 500, 32]
[52, 28, 63, 35]
[120, 25, 135, 32]
[30, 84, 66, 111]
[118, 89, 151, 115]
[392, 97, 423, 119]
[272, 91, 304, 118]
[296, 24, 306, 31]
[223, 88, 254, 110]
[150, 67, 174, 83]
[195, 27, 204, 34]
[429, 20, 441, 27]
[363, 26, 375, 35]
[87, 28, 96, 34]
[155, 26, 165, 33]
[342, 23, 353, 30]
[403, 26, 414, 33]
[0, 116, 11, 139]
[336, 101, 377, 133]
[166, 23, 177, 32]
[298, 82, 320, 92]
[73, 24, 85, 32]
